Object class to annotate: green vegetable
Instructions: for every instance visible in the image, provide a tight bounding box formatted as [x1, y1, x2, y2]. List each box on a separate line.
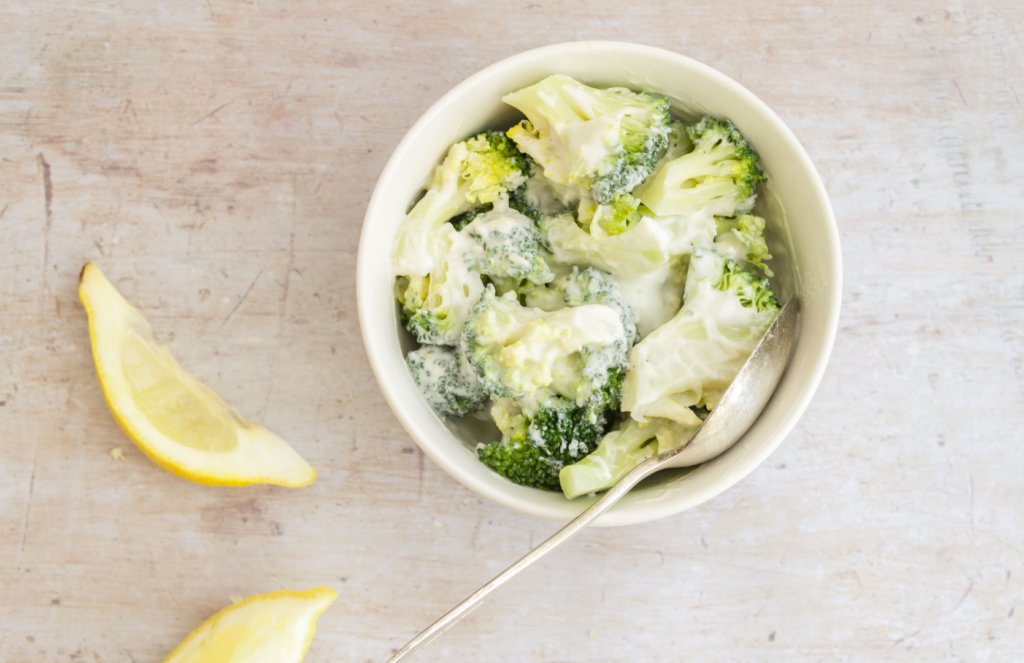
[479, 396, 608, 490]
[635, 117, 765, 218]
[503, 75, 671, 204]
[578, 194, 643, 237]
[559, 418, 697, 498]
[461, 284, 631, 404]
[460, 199, 553, 286]
[392, 131, 531, 345]
[623, 246, 780, 422]
[406, 345, 487, 417]
[714, 214, 774, 277]
[540, 212, 671, 278]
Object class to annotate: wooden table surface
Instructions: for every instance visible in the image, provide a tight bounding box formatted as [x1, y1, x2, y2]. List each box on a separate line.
[2, 1, 1022, 661]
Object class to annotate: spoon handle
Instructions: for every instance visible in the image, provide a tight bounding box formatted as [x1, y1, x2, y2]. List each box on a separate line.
[385, 451, 673, 663]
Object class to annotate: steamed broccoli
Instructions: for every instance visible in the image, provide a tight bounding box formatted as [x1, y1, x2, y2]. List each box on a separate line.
[655, 120, 694, 166]
[683, 245, 779, 311]
[634, 117, 765, 218]
[460, 196, 553, 286]
[577, 193, 643, 237]
[623, 246, 780, 422]
[526, 266, 639, 350]
[478, 396, 608, 489]
[449, 153, 573, 230]
[392, 76, 783, 500]
[540, 212, 672, 278]
[503, 75, 672, 203]
[714, 214, 773, 276]
[406, 345, 487, 417]
[392, 131, 531, 345]
[461, 284, 629, 403]
[559, 418, 697, 498]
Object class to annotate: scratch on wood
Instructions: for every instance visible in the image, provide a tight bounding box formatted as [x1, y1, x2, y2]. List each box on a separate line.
[37, 153, 53, 276]
[953, 79, 968, 107]
[221, 264, 265, 328]
[417, 447, 425, 498]
[18, 447, 38, 565]
[951, 580, 975, 612]
[281, 232, 295, 319]
[37, 153, 52, 223]
[892, 628, 921, 647]
[190, 100, 233, 126]
[123, 98, 141, 129]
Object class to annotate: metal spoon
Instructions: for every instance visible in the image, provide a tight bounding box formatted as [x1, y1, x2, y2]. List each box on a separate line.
[387, 299, 800, 663]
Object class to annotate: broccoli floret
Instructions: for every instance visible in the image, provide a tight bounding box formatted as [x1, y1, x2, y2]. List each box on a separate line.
[450, 186, 546, 231]
[546, 268, 636, 410]
[449, 206, 487, 232]
[506, 267, 637, 413]
[460, 196, 553, 286]
[479, 396, 607, 490]
[406, 345, 487, 417]
[449, 153, 551, 230]
[559, 418, 697, 498]
[539, 212, 672, 278]
[622, 247, 780, 422]
[714, 214, 773, 276]
[503, 75, 672, 204]
[578, 194, 643, 237]
[635, 116, 765, 218]
[549, 266, 639, 349]
[714, 260, 779, 313]
[395, 250, 483, 346]
[683, 245, 779, 313]
[391, 131, 531, 345]
[461, 285, 629, 403]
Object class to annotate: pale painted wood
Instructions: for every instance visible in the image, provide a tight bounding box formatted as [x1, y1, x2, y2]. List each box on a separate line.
[1, 1, 1022, 661]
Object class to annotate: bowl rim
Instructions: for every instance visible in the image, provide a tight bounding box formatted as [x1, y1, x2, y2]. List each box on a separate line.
[357, 40, 842, 526]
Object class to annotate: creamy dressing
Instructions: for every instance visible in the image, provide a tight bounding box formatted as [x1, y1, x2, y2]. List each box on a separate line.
[391, 142, 470, 277]
[651, 211, 717, 256]
[495, 304, 623, 398]
[522, 173, 572, 215]
[543, 214, 672, 278]
[622, 278, 775, 423]
[608, 260, 684, 339]
[425, 227, 486, 344]
[559, 117, 620, 182]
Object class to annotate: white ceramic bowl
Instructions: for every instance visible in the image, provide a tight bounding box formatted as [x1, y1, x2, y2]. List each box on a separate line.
[357, 41, 841, 527]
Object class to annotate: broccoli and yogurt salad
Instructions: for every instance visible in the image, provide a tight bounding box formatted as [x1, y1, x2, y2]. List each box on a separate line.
[391, 75, 780, 499]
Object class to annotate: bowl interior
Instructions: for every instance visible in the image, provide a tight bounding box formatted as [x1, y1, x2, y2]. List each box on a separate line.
[357, 42, 840, 526]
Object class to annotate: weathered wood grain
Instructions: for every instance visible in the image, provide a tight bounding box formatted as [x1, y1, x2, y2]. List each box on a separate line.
[1, 0, 1022, 661]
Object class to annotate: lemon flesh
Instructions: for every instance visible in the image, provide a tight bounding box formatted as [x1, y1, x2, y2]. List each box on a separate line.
[164, 587, 337, 663]
[79, 263, 316, 486]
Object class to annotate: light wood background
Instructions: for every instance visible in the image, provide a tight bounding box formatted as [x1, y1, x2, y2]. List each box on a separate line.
[2, 1, 1022, 661]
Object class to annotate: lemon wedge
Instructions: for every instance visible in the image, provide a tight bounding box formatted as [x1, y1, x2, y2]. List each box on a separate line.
[164, 587, 337, 663]
[79, 263, 316, 487]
